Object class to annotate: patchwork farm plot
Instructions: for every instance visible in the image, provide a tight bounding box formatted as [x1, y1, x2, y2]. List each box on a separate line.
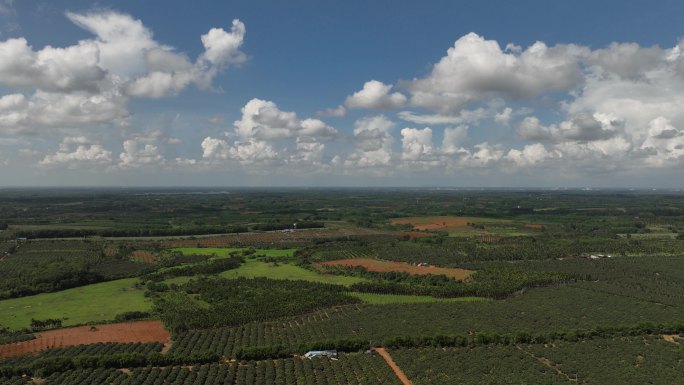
[316, 258, 474, 280]
[130, 251, 157, 263]
[390, 215, 544, 237]
[160, 227, 394, 248]
[2, 190, 684, 384]
[219, 260, 366, 286]
[172, 247, 297, 258]
[0, 321, 169, 359]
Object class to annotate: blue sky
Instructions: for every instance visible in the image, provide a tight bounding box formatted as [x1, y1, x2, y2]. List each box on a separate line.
[1, 0, 684, 187]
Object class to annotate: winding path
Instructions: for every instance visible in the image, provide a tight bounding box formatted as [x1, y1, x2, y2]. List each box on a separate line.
[373, 347, 413, 385]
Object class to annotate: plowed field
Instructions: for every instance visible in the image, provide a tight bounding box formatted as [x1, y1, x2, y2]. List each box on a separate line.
[391, 216, 471, 231]
[0, 320, 169, 359]
[131, 250, 157, 263]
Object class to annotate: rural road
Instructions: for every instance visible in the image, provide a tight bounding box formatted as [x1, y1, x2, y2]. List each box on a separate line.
[374, 347, 413, 385]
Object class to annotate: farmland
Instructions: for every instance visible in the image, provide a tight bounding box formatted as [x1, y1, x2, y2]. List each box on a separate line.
[0, 279, 151, 330]
[391, 336, 684, 384]
[0, 241, 149, 299]
[10, 354, 402, 385]
[390, 215, 538, 237]
[220, 260, 366, 286]
[317, 258, 474, 280]
[2, 189, 684, 384]
[347, 292, 489, 304]
[172, 247, 297, 258]
[0, 321, 169, 359]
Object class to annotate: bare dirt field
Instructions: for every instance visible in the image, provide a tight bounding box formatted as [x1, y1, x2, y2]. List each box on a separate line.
[131, 250, 157, 263]
[0, 320, 170, 359]
[391, 216, 471, 231]
[318, 258, 473, 280]
[392, 215, 542, 236]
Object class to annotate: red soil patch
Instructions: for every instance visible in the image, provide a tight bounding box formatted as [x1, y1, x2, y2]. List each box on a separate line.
[131, 250, 157, 263]
[391, 216, 471, 231]
[524, 224, 544, 229]
[318, 258, 473, 281]
[0, 320, 170, 359]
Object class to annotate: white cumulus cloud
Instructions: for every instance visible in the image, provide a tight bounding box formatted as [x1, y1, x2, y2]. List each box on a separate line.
[345, 80, 407, 109]
[401, 127, 433, 161]
[345, 115, 395, 168]
[118, 139, 165, 169]
[0, 10, 248, 136]
[0, 37, 105, 92]
[234, 98, 337, 141]
[39, 137, 112, 168]
[409, 32, 586, 113]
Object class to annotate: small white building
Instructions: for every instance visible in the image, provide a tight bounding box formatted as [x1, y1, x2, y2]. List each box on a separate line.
[303, 350, 338, 359]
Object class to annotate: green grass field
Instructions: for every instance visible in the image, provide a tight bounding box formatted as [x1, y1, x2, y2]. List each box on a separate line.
[172, 247, 297, 258]
[220, 260, 366, 286]
[348, 292, 490, 304]
[0, 278, 152, 330]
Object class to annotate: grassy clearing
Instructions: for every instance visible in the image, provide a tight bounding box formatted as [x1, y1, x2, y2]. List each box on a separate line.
[162, 247, 364, 286]
[0, 278, 151, 330]
[172, 247, 296, 258]
[348, 292, 490, 304]
[220, 260, 366, 286]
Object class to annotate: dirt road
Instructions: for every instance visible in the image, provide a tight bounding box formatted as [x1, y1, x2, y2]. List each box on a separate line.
[374, 347, 413, 385]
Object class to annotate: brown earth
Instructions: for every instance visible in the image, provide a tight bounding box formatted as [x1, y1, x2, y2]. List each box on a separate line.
[131, 250, 157, 263]
[0, 320, 170, 359]
[391, 216, 471, 231]
[524, 224, 544, 229]
[663, 334, 681, 344]
[318, 258, 473, 280]
[374, 348, 413, 385]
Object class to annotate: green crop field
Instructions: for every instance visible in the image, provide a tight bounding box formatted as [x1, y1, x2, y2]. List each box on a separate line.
[0, 278, 151, 330]
[220, 260, 367, 286]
